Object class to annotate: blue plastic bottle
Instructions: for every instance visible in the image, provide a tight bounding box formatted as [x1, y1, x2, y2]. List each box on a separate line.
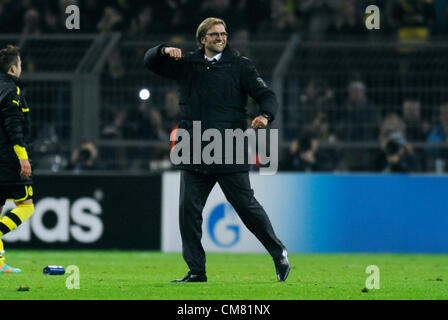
[43, 266, 65, 275]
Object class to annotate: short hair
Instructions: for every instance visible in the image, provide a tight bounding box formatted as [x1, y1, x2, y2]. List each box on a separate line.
[348, 80, 366, 93]
[0, 45, 20, 74]
[196, 17, 226, 49]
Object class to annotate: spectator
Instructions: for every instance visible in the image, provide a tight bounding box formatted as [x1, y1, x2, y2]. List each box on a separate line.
[127, 5, 161, 36]
[283, 130, 319, 171]
[66, 140, 103, 172]
[22, 8, 41, 35]
[231, 28, 251, 57]
[161, 89, 180, 138]
[0, 0, 35, 33]
[376, 138, 419, 173]
[376, 113, 423, 172]
[155, 0, 199, 34]
[297, 78, 336, 136]
[296, 0, 334, 40]
[127, 102, 168, 141]
[125, 101, 171, 170]
[30, 0, 79, 33]
[307, 111, 334, 144]
[145, 106, 169, 141]
[387, 0, 436, 40]
[101, 109, 128, 139]
[240, 0, 271, 35]
[97, 6, 124, 35]
[282, 129, 337, 172]
[335, 80, 381, 142]
[107, 49, 125, 80]
[379, 113, 406, 148]
[257, 0, 296, 40]
[327, 0, 366, 40]
[43, 6, 60, 33]
[402, 99, 429, 141]
[427, 102, 448, 143]
[425, 103, 448, 172]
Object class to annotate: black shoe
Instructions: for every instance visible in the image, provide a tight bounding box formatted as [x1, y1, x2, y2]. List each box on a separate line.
[274, 250, 291, 282]
[171, 271, 207, 283]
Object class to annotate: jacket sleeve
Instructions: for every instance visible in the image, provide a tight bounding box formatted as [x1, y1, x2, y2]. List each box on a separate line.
[0, 89, 26, 148]
[144, 44, 185, 80]
[240, 56, 278, 122]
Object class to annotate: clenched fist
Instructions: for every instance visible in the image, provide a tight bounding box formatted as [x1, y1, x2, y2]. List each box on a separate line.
[162, 47, 182, 60]
[251, 115, 268, 129]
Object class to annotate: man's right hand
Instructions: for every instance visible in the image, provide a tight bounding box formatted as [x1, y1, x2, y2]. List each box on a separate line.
[19, 159, 32, 179]
[163, 47, 182, 60]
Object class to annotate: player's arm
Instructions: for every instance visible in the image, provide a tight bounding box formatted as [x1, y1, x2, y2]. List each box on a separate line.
[0, 90, 31, 178]
[240, 57, 278, 128]
[144, 44, 185, 80]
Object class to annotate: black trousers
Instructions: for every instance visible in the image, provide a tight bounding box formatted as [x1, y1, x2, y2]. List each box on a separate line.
[179, 169, 286, 275]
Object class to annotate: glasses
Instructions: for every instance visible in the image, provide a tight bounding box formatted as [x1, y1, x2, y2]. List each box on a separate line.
[206, 32, 228, 39]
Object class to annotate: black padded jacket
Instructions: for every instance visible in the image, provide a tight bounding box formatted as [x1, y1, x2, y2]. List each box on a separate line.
[0, 73, 32, 185]
[144, 44, 278, 174]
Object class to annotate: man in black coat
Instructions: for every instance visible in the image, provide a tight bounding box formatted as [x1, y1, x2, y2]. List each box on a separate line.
[144, 17, 290, 282]
[0, 45, 34, 273]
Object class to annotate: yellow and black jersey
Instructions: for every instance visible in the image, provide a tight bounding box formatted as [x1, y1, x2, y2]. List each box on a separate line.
[0, 73, 32, 185]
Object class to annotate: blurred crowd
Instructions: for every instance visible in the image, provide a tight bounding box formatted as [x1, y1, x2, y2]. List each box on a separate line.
[281, 78, 448, 173]
[2, 0, 448, 173]
[93, 75, 448, 173]
[1, 0, 447, 39]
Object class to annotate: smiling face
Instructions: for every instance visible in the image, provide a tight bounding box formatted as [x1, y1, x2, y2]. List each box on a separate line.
[201, 23, 227, 57]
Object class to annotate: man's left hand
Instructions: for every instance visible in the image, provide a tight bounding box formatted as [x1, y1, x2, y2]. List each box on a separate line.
[251, 115, 268, 129]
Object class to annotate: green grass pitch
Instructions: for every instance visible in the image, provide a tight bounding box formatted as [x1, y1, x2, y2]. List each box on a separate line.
[1, 251, 447, 300]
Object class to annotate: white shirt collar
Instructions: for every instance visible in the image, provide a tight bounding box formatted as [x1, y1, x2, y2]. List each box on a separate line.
[204, 52, 222, 62]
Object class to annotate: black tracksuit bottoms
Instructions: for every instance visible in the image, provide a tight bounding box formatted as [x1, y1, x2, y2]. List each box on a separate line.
[179, 169, 286, 275]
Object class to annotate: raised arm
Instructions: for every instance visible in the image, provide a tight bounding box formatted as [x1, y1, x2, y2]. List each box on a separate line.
[144, 44, 185, 80]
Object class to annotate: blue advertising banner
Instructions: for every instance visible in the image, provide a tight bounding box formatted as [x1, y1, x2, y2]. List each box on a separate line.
[254, 173, 448, 253]
[162, 173, 448, 253]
